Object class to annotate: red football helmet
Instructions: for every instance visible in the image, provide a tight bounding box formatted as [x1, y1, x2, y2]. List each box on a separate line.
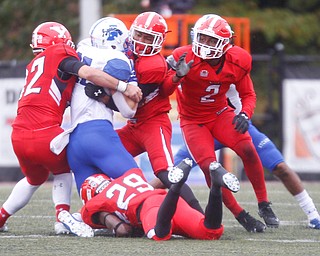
[80, 174, 111, 204]
[192, 14, 233, 59]
[129, 12, 168, 56]
[30, 21, 75, 55]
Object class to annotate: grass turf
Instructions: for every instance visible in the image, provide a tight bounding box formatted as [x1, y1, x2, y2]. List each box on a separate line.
[0, 181, 319, 256]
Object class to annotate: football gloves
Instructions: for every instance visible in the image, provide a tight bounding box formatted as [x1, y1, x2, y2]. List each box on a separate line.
[175, 52, 194, 78]
[232, 112, 249, 134]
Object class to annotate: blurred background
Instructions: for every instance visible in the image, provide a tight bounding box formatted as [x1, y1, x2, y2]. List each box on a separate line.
[1, 0, 320, 182]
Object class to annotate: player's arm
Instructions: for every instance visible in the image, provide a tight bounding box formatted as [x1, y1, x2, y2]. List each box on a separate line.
[98, 212, 132, 237]
[235, 74, 256, 118]
[112, 91, 138, 118]
[59, 57, 142, 103]
[84, 83, 138, 118]
[231, 74, 256, 134]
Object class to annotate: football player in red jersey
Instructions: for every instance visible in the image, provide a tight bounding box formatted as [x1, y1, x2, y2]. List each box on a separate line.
[161, 14, 279, 232]
[85, 12, 203, 214]
[0, 21, 142, 235]
[80, 158, 240, 240]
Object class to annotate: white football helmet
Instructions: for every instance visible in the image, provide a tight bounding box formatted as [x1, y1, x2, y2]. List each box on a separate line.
[89, 17, 129, 52]
[192, 14, 233, 59]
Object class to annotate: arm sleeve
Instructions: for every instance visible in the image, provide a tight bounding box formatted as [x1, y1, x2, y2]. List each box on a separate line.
[112, 91, 137, 118]
[235, 74, 256, 118]
[59, 56, 86, 76]
[159, 54, 181, 97]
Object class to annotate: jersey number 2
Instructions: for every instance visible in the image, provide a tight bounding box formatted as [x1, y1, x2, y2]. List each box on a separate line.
[20, 56, 45, 98]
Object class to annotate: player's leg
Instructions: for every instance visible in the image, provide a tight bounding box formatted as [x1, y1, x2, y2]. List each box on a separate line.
[40, 127, 74, 235]
[214, 111, 279, 228]
[67, 120, 138, 192]
[137, 115, 203, 213]
[0, 177, 41, 232]
[154, 158, 192, 238]
[175, 125, 264, 232]
[249, 124, 320, 229]
[1, 129, 51, 232]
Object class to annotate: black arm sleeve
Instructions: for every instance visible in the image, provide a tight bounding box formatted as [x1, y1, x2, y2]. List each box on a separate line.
[59, 56, 86, 76]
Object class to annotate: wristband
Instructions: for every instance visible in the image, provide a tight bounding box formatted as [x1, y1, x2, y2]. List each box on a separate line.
[117, 80, 128, 93]
[113, 221, 126, 236]
[175, 73, 184, 79]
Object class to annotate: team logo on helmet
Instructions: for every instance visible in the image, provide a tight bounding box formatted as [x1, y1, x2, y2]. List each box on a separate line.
[102, 27, 123, 42]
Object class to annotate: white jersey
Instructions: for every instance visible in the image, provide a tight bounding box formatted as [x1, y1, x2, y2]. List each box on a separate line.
[71, 40, 135, 126]
[50, 39, 136, 155]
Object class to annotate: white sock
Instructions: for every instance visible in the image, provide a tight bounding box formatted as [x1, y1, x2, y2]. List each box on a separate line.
[3, 177, 39, 215]
[294, 189, 320, 221]
[52, 173, 73, 207]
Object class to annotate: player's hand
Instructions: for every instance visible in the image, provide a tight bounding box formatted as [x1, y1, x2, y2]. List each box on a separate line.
[85, 83, 107, 101]
[232, 112, 249, 133]
[123, 83, 143, 103]
[176, 52, 194, 78]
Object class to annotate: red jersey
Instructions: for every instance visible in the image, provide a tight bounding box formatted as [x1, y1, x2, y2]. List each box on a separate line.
[132, 54, 171, 121]
[166, 45, 256, 125]
[81, 168, 166, 229]
[12, 43, 79, 130]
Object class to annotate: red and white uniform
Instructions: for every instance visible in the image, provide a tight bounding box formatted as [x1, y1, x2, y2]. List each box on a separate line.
[117, 54, 174, 175]
[163, 45, 269, 210]
[11, 44, 78, 185]
[81, 168, 223, 240]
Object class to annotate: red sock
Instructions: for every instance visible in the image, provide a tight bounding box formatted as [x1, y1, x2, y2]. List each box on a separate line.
[0, 208, 11, 227]
[55, 204, 70, 221]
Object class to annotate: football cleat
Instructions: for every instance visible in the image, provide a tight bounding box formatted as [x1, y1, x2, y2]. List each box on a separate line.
[71, 212, 83, 222]
[55, 221, 70, 235]
[308, 218, 320, 229]
[258, 201, 279, 228]
[168, 158, 192, 184]
[236, 210, 266, 233]
[58, 210, 94, 237]
[0, 223, 8, 232]
[209, 162, 240, 193]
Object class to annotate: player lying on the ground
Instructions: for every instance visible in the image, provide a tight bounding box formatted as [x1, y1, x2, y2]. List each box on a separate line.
[72, 158, 239, 240]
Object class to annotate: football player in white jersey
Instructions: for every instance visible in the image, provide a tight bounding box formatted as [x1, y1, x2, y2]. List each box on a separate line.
[51, 17, 140, 194]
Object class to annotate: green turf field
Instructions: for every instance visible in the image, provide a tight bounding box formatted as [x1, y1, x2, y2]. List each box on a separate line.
[0, 180, 319, 256]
